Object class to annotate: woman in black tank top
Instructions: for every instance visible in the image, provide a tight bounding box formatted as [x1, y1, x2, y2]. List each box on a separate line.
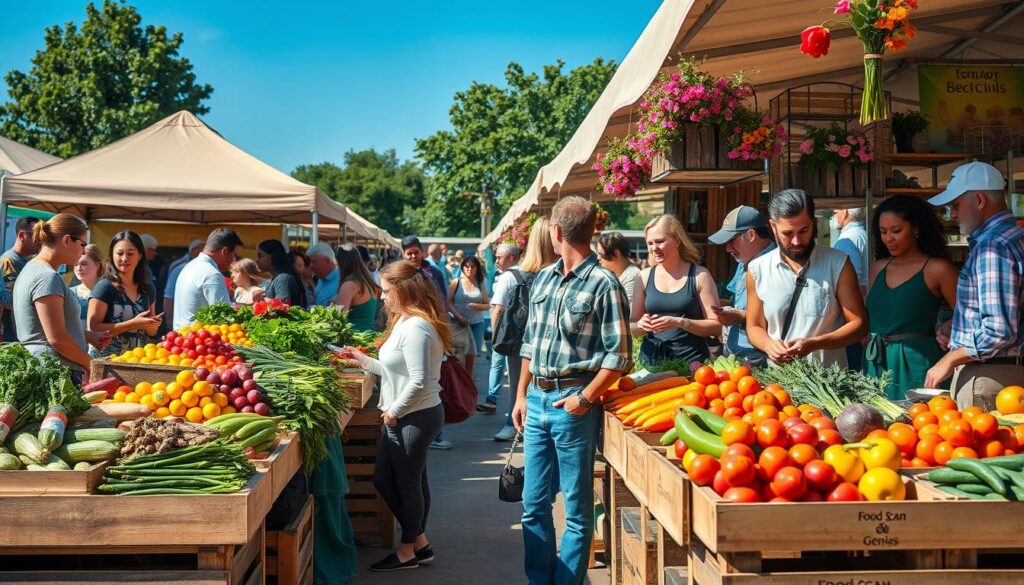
[631, 215, 722, 366]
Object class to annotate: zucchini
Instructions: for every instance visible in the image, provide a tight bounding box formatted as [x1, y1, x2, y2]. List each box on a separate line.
[26, 464, 48, 471]
[13, 431, 48, 464]
[239, 427, 277, 449]
[682, 406, 728, 435]
[926, 468, 983, 485]
[945, 459, 1006, 496]
[63, 428, 125, 445]
[1010, 485, 1024, 501]
[54, 440, 118, 463]
[0, 453, 22, 470]
[981, 454, 1024, 472]
[990, 465, 1024, 492]
[37, 405, 68, 452]
[43, 455, 71, 471]
[673, 410, 725, 458]
[983, 492, 1008, 501]
[82, 391, 109, 404]
[955, 483, 995, 495]
[659, 427, 678, 446]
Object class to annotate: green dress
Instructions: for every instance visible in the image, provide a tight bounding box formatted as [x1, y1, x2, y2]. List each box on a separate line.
[863, 260, 945, 400]
[347, 297, 378, 333]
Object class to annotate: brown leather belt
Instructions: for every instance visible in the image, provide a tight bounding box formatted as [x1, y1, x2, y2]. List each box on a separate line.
[534, 373, 596, 391]
[981, 356, 1024, 366]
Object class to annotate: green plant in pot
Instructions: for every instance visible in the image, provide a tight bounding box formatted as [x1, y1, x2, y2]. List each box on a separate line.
[892, 110, 929, 153]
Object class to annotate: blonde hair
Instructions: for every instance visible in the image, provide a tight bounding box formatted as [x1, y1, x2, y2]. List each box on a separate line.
[82, 244, 102, 264]
[520, 216, 558, 273]
[231, 258, 270, 285]
[644, 214, 701, 265]
[379, 261, 453, 352]
[32, 213, 87, 248]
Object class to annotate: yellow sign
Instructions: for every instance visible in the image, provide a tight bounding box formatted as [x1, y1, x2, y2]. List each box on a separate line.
[918, 65, 1024, 153]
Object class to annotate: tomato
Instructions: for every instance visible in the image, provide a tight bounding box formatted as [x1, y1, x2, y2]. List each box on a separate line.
[752, 405, 780, 424]
[969, 413, 998, 441]
[939, 419, 974, 447]
[826, 482, 863, 502]
[722, 486, 760, 503]
[729, 366, 751, 383]
[808, 416, 838, 432]
[782, 416, 805, 430]
[693, 366, 716, 386]
[715, 370, 731, 384]
[741, 412, 757, 426]
[961, 406, 985, 421]
[951, 446, 978, 459]
[758, 446, 792, 481]
[704, 384, 721, 400]
[816, 429, 844, 451]
[682, 389, 706, 408]
[723, 443, 756, 460]
[915, 434, 942, 465]
[673, 439, 688, 459]
[719, 381, 738, 398]
[865, 429, 890, 440]
[909, 457, 932, 468]
[913, 411, 938, 430]
[979, 439, 1004, 459]
[769, 466, 807, 500]
[788, 443, 818, 468]
[742, 395, 755, 413]
[721, 420, 756, 446]
[803, 459, 838, 491]
[928, 395, 957, 414]
[722, 407, 744, 420]
[787, 423, 819, 446]
[738, 376, 761, 396]
[907, 402, 930, 418]
[886, 423, 918, 456]
[938, 409, 962, 425]
[707, 399, 725, 416]
[712, 470, 731, 496]
[689, 454, 720, 486]
[933, 441, 955, 466]
[721, 454, 756, 487]
[799, 490, 823, 502]
[756, 419, 788, 449]
[996, 427, 1020, 452]
[772, 388, 793, 408]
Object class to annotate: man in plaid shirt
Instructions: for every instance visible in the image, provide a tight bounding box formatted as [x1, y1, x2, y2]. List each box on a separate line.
[925, 162, 1024, 410]
[512, 196, 630, 585]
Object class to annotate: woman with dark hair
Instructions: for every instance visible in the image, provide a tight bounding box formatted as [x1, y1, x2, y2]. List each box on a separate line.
[864, 195, 958, 398]
[597, 231, 641, 306]
[335, 244, 381, 332]
[257, 240, 306, 308]
[289, 248, 316, 307]
[448, 255, 489, 375]
[88, 231, 162, 356]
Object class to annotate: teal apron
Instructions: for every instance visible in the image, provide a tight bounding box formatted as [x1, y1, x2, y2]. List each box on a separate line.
[308, 435, 356, 584]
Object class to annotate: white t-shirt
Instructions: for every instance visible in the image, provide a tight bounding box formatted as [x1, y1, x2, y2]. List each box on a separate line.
[748, 246, 850, 367]
[361, 316, 443, 418]
[172, 254, 231, 330]
[619, 264, 641, 308]
[490, 265, 522, 308]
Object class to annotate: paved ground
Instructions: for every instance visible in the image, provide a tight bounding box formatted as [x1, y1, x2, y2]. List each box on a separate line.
[352, 353, 611, 584]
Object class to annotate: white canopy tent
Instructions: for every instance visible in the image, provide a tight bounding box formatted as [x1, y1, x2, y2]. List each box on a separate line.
[0, 111, 353, 244]
[0, 135, 61, 176]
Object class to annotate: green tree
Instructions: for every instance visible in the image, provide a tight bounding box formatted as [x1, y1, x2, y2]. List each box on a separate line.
[292, 149, 427, 236]
[415, 58, 618, 237]
[0, 1, 212, 158]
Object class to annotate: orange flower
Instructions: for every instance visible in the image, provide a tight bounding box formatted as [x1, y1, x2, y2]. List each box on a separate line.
[888, 6, 909, 21]
[884, 37, 907, 51]
[875, 17, 895, 30]
[903, 22, 917, 38]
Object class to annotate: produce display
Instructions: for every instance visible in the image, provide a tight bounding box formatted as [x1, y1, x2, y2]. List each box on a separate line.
[195, 302, 356, 360]
[100, 439, 255, 495]
[754, 359, 904, 423]
[0, 344, 91, 432]
[924, 454, 1024, 500]
[118, 417, 219, 459]
[109, 324, 249, 369]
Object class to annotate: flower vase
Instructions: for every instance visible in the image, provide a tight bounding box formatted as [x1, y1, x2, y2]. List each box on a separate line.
[860, 56, 889, 125]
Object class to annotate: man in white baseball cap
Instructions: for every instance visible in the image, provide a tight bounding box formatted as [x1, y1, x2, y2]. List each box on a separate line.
[924, 161, 1024, 410]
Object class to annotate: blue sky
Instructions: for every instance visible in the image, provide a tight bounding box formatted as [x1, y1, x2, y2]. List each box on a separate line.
[1, 1, 661, 174]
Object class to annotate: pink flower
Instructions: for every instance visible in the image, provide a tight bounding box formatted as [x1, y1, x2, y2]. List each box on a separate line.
[799, 139, 815, 154]
[834, 0, 851, 14]
[838, 144, 852, 158]
[857, 150, 874, 163]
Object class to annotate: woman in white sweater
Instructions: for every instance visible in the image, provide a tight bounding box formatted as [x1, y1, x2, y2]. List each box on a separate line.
[340, 260, 451, 572]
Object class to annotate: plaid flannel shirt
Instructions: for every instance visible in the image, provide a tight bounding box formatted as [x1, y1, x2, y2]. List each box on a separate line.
[520, 252, 631, 378]
[950, 210, 1024, 360]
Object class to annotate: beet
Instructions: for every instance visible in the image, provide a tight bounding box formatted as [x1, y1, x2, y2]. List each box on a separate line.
[835, 403, 884, 443]
[242, 379, 258, 392]
[247, 390, 263, 405]
[233, 396, 249, 410]
[254, 402, 270, 416]
[220, 370, 238, 386]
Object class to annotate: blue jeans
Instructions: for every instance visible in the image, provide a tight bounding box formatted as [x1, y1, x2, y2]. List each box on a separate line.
[522, 383, 600, 585]
[469, 321, 486, 357]
[487, 353, 507, 405]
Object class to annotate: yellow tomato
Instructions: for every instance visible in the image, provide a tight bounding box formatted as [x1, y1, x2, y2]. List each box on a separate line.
[140, 395, 156, 410]
[199, 396, 213, 407]
[176, 370, 196, 388]
[185, 407, 204, 423]
[193, 381, 213, 397]
[154, 407, 171, 419]
[112, 390, 127, 402]
[181, 390, 199, 408]
[125, 392, 141, 404]
[180, 358, 193, 367]
[166, 382, 183, 399]
[168, 399, 187, 417]
[202, 403, 221, 420]
[134, 382, 152, 396]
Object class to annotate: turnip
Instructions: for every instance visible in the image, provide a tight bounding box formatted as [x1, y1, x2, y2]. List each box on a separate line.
[242, 379, 258, 392]
[254, 402, 270, 416]
[247, 390, 262, 405]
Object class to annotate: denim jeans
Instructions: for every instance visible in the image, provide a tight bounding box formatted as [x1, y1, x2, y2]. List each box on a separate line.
[505, 357, 523, 427]
[469, 321, 486, 357]
[522, 382, 600, 585]
[487, 353, 507, 405]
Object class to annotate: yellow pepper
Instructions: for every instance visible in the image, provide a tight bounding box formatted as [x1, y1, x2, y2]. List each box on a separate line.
[849, 438, 902, 471]
[858, 467, 906, 501]
[823, 444, 865, 484]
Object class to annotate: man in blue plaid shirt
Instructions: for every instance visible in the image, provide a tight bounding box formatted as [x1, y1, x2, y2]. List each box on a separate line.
[512, 196, 630, 585]
[925, 162, 1024, 410]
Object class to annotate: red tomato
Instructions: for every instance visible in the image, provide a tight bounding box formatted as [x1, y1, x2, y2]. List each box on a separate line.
[826, 482, 864, 502]
[782, 416, 805, 430]
[799, 490, 824, 502]
[757, 446, 792, 481]
[712, 470, 730, 496]
[756, 419, 788, 449]
[689, 455, 720, 487]
[720, 454, 756, 487]
[769, 466, 807, 500]
[723, 487, 760, 503]
[723, 443, 756, 461]
[803, 459, 838, 492]
[769, 496, 792, 503]
[715, 370, 732, 384]
[808, 416, 838, 432]
[787, 423, 819, 446]
[693, 366, 716, 386]
[816, 429, 844, 451]
[673, 439, 688, 459]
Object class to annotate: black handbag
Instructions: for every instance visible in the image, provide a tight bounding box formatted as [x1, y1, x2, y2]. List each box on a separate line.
[498, 431, 524, 503]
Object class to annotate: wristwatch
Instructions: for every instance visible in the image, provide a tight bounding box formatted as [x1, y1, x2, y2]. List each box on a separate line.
[576, 392, 594, 409]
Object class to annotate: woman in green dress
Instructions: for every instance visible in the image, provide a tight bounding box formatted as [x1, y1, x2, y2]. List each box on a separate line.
[334, 244, 381, 332]
[864, 195, 958, 399]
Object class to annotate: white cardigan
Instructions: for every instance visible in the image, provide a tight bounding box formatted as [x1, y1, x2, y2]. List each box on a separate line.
[362, 316, 443, 418]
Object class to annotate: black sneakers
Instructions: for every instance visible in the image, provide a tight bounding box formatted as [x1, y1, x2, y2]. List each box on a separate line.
[476, 402, 497, 413]
[415, 545, 435, 564]
[369, 553, 419, 572]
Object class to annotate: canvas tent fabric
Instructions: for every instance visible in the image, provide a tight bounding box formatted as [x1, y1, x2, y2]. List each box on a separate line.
[0, 135, 61, 176]
[0, 111, 349, 226]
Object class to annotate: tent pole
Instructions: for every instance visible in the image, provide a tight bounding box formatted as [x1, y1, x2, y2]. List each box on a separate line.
[311, 212, 319, 245]
[0, 174, 8, 249]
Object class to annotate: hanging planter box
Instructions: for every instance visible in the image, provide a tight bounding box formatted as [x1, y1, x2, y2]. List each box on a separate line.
[650, 124, 764, 185]
[787, 161, 870, 198]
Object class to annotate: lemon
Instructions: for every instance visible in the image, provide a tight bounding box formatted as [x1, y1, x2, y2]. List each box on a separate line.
[132, 347, 146, 358]
[193, 381, 213, 397]
[154, 407, 171, 419]
[176, 370, 196, 388]
[140, 395, 156, 410]
[169, 355, 180, 365]
[168, 399, 186, 417]
[202, 403, 221, 420]
[185, 407, 204, 423]
[212, 392, 229, 408]
[166, 382, 183, 399]
[112, 390, 127, 402]
[151, 389, 170, 406]
[181, 390, 199, 408]
[152, 381, 167, 392]
[134, 382, 152, 396]
[125, 392, 141, 403]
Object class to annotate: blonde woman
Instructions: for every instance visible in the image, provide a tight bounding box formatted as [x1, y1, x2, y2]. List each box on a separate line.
[631, 214, 721, 365]
[230, 258, 269, 305]
[71, 244, 103, 331]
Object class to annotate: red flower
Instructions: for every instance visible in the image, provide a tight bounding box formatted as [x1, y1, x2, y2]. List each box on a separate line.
[800, 26, 831, 58]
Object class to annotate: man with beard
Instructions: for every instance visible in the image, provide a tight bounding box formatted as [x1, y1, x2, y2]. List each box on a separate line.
[745, 189, 868, 366]
[708, 206, 776, 366]
[923, 162, 1024, 409]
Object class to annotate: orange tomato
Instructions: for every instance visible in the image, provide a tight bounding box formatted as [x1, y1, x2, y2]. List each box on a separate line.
[772, 388, 793, 408]
[909, 457, 932, 468]
[887, 423, 918, 455]
[752, 405, 780, 424]
[723, 392, 743, 409]
[741, 395, 755, 413]
[866, 429, 890, 440]
[961, 406, 985, 421]
[741, 413, 757, 426]
[782, 405, 801, 419]
[938, 409, 961, 424]
[939, 419, 974, 447]
[950, 446, 978, 460]
[996, 427, 1020, 452]
[756, 419, 788, 449]
[928, 395, 957, 414]
[721, 420, 756, 446]
[969, 413, 998, 440]
[708, 398, 726, 416]
[758, 446, 792, 481]
[693, 366, 717, 386]
[912, 411, 938, 431]
[704, 384, 721, 400]
[979, 439, 1005, 459]
[915, 434, 943, 465]
[907, 402, 930, 418]
[729, 366, 751, 383]
[683, 389, 706, 408]
[737, 376, 761, 396]
[933, 441, 955, 465]
[788, 443, 818, 467]
[722, 407, 744, 420]
[918, 423, 940, 438]
[996, 386, 1024, 415]
[752, 390, 778, 409]
[1014, 425, 1024, 448]
[720, 381, 739, 398]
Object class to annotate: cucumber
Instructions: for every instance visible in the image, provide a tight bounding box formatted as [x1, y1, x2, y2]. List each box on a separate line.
[1010, 485, 1024, 501]
[955, 483, 995, 495]
[63, 428, 125, 444]
[981, 454, 1024, 470]
[945, 459, 1006, 496]
[982, 492, 1008, 500]
[659, 427, 678, 446]
[0, 453, 21, 470]
[926, 468, 983, 485]
[682, 406, 728, 435]
[673, 410, 725, 458]
[990, 466, 1024, 492]
[936, 485, 985, 499]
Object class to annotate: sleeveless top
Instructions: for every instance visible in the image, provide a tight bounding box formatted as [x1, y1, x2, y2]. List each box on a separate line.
[641, 264, 710, 364]
[453, 279, 484, 325]
[864, 259, 945, 399]
[347, 296, 379, 333]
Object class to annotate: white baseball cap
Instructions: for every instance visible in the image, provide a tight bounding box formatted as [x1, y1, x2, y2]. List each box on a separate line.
[928, 161, 1006, 206]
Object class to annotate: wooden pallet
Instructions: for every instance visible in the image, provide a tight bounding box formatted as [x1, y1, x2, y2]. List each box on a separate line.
[341, 410, 395, 549]
[621, 507, 657, 585]
[266, 495, 313, 585]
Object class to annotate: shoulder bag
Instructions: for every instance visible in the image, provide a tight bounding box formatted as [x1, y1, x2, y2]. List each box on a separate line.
[498, 431, 524, 502]
[438, 354, 477, 424]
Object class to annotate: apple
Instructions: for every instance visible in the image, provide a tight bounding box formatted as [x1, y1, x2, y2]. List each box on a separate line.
[254, 402, 270, 416]
[233, 396, 249, 410]
[242, 379, 258, 392]
[247, 390, 263, 405]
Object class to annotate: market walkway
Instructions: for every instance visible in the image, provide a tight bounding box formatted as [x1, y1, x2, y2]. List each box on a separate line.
[352, 353, 611, 584]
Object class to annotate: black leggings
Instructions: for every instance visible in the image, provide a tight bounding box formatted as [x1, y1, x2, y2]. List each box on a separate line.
[373, 403, 445, 545]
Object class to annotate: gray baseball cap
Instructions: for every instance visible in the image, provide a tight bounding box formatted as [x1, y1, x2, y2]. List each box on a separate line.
[708, 206, 767, 245]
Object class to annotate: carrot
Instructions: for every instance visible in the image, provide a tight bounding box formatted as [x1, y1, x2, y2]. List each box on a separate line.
[642, 412, 675, 432]
[606, 388, 664, 411]
[617, 384, 694, 416]
[634, 400, 685, 427]
[632, 376, 689, 393]
[617, 377, 638, 392]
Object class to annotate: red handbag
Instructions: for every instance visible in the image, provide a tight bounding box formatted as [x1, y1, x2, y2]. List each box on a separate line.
[439, 354, 477, 424]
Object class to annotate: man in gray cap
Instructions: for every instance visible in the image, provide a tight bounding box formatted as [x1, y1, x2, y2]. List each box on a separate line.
[708, 206, 776, 366]
[923, 161, 1024, 409]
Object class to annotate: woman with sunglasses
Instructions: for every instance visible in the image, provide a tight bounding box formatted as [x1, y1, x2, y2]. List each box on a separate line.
[13, 214, 110, 382]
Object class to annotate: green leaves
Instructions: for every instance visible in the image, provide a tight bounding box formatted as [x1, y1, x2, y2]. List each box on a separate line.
[0, 344, 89, 431]
[0, 0, 213, 157]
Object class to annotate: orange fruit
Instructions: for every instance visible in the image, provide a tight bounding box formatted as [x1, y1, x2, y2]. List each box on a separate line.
[788, 443, 818, 467]
[112, 390, 127, 402]
[185, 407, 204, 423]
[996, 386, 1024, 415]
[928, 395, 957, 414]
[950, 446, 978, 460]
[154, 407, 171, 419]
[913, 411, 938, 431]
[134, 382, 152, 396]
[180, 390, 199, 408]
[222, 406, 237, 415]
[703, 384, 721, 400]
[139, 395, 156, 410]
[752, 404, 780, 424]
[202, 403, 221, 420]
[151, 389, 170, 407]
[125, 392, 141, 404]
[933, 441, 955, 465]
[729, 366, 751, 383]
[175, 370, 196, 388]
[938, 409, 961, 424]
[907, 403, 930, 418]
[752, 390, 778, 409]
[168, 399, 187, 417]
[939, 419, 974, 447]
[737, 376, 761, 396]
[199, 397, 213, 408]
[969, 413, 999, 440]
[166, 382, 183, 399]
[193, 381, 213, 397]
[961, 406, 985, 421]
[720, 381, 739, 397]
[915, 434, 942, 465]
[212, 392, 229, 408]
[721, 420, 756, 446]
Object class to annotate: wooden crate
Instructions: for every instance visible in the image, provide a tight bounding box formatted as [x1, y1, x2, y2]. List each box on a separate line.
[656, 519, 687, 585]
[266, 495, 313, 585]
[650, 125, 764, 186]
[623, 431, 661, 506]
[0, 460, 110, 495]
[621, 507, 658, 585]
[645, 446, 689, 548]
[341, 411, 395, 549]
[608, 465, 641, 585]
[664, 566, 688, 585]
[603, 412, 626, 476]
[253, 432, 302, 504]
[89, 359, 185, 386]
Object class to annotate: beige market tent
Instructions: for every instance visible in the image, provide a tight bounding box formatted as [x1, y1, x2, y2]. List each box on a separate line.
[480, 0, 1024, 252]
[0, 135, 61, 175]
[0, 111, 351, 242]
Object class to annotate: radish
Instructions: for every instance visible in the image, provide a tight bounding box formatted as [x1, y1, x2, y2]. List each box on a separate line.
[242, 379, 258, 392]
[241, 405, 255, 413]
[254, 402, 270, 416]
[233, 396, 249, 410]
[246, 390, 262, 405]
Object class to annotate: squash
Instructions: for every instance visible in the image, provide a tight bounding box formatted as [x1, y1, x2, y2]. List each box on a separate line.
[64, 428, 125, 445]
[13, 432, 48, 464]
[0, 453, 21, 470]
[54, 440, 118, 463]
[37, 405, 68, 452]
